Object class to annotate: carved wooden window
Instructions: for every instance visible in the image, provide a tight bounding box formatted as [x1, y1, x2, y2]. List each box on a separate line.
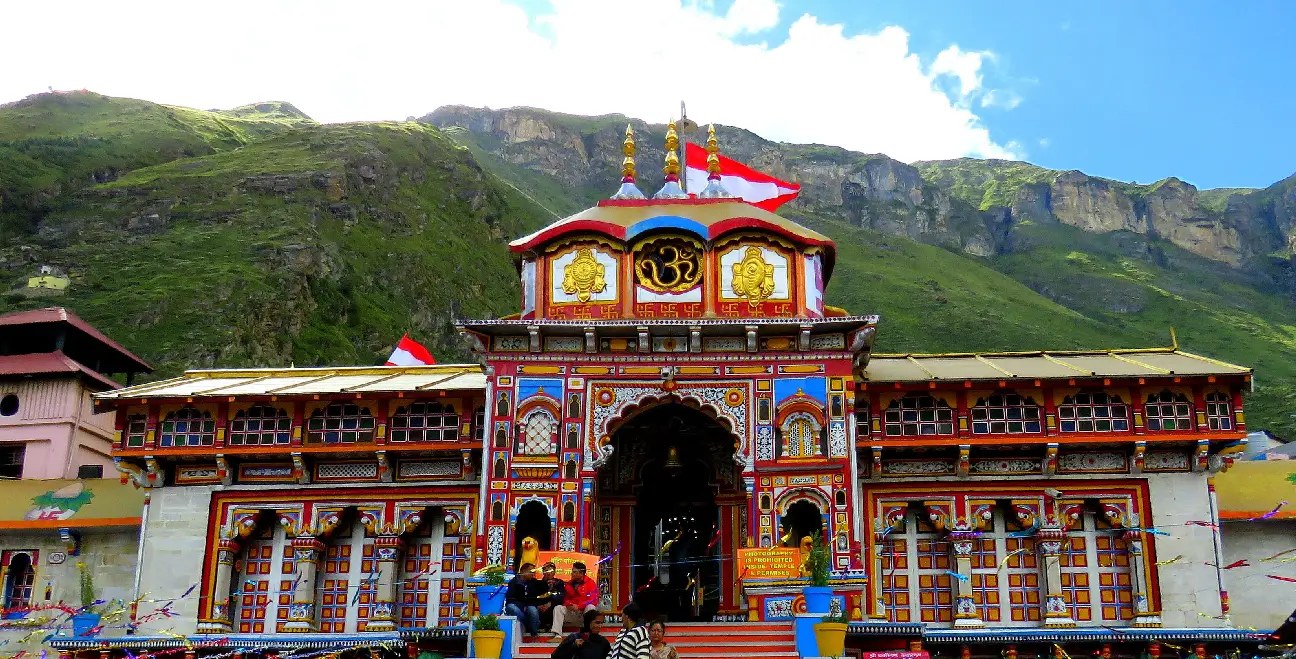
[159, 407, 215, 447]
[391, 402, 460, 442]
[968, 509, 1039, 625]
[307, 403, 375, 444]
[1144, 391, 1193, 431]
[1205, 393, 1233, 430]
[228, 406, 291, 446]
[1058, 392, 1129, 433]
[473, 407, 486, 442]
[1058, 507, 1134, 623]
[879, 506, 952, 624]
[124, 413, 148, 448]
[780, 412, 822, 458]
[971, 393, 1043, 434]
[234, 525, 290, 633]
[883, 395, 954, 436]
[2, 550, 36, 612]
[398, 522, 444, 628]
[516, 408, 558, 456]
[317, 521, 378, 633]
[855, 408, 870, 441]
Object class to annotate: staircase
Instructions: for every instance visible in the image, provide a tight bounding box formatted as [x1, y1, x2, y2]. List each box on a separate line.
[515, 621, 799, 659]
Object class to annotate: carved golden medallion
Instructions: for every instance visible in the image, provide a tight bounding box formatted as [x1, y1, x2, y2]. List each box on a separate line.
[561, 248, 607, 303]
[635, 239, 702, 293]
[731, 246, 776, 304]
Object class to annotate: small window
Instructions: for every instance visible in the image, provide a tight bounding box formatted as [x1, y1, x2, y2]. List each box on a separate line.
[884, 395, 955, 436]
[0, 395, 18, 417]
[971, 393, 1043, 435]
[473, 407, 486, 442]
[2, 550, 36, 614]
[1205, 393, 1233, 431]
[77, 465, 104, 479]
[159, 407, 216, 447]
[306, 403, 375, 444]
[390, 402, 459, 442]
[516, 408, 557, 456]
[855, 409, 870, 441]
[124, 414, 148, 448]
[0, 445, 24, 479]
[1058, 392, 1130, 433]
[1144, 391, 1193, 432]
[229, 406, 292, 445]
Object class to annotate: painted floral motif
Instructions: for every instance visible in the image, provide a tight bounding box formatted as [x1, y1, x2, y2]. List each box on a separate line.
[756, 426, 775, 461]
[765, 597, 794, 620]
[829, 422, 848, 457]
[969, 459, 1041, 474]
[883, 460, 954, 475]
[559, 527, 576, 552]
[1143, 451, 1190, 471]
[1057, 452, 1127, 472]
[487, 526, 505, 565]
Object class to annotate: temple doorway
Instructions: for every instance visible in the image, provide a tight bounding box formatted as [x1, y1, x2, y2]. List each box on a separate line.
[598, 402, 743, 621]
[779, 498, 825, 547]
[513, 500, 552, 571]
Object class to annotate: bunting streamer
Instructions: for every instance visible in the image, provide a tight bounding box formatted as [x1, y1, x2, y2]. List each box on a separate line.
[997, 548, 1030, 571]
[1156, 555, 1184, 567]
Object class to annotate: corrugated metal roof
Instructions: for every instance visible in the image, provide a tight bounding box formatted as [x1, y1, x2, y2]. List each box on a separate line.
[862, 349, 1250, 383]
[94, 364, 486, 401]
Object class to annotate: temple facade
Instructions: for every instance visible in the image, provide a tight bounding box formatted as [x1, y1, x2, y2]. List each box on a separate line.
[63, 125, 1268, 658]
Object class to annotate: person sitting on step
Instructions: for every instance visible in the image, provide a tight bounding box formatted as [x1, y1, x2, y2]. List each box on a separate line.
[538, 561, 567, 638]
[505, 562, 550, 639]
[556, 561, 600, 634]
[551, 609, 611, 659]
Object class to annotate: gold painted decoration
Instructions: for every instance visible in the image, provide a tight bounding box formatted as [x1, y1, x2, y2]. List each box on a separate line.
[635, 239, 702, 293]
[731, 246, 776, 304]
[561, 247, 607, 303]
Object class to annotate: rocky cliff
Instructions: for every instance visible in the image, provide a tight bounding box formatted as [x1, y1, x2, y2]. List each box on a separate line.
[426, 106, 1296, 274]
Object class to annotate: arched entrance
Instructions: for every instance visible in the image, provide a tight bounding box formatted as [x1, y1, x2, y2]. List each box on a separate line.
[513, 500, 552, 570]
[594, 402, 744, 621]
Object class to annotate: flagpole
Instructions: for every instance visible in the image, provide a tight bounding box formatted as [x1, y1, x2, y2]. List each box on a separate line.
[679, 100, 697, 195]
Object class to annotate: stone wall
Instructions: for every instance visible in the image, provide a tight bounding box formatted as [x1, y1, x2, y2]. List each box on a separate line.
[0, 528, 138, 653]
[1221, 520, 1296, 630]
[133, 485, 217, 635]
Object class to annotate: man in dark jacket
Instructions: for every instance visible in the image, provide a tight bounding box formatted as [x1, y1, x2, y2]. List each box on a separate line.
[504, 562, 549, 637]
[538, 561, 567, 637]
[551, 610, 611, 659]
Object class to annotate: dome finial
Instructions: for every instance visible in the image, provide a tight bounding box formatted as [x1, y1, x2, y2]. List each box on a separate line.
[611, 123, 645, 199]
[697, 123, 734, 199]
[654, 119, 687, 199]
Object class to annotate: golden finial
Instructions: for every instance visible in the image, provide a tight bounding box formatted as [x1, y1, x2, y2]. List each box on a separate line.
[706, 124, 721, 179]
[621, 124, 637, 182]
[663, 120, 681, 180]
[611, 123, 646, 199]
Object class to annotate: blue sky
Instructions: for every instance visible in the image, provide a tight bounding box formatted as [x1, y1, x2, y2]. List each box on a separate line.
[2, 0, 1290, 190]
[751, 1, 1296, 189]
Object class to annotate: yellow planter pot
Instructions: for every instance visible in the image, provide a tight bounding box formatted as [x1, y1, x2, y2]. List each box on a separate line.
[472, 630, 506, 659]
[813, 622, 848, 658]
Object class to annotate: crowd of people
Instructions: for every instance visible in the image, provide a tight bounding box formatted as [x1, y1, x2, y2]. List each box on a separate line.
[502, 561, 681, 659]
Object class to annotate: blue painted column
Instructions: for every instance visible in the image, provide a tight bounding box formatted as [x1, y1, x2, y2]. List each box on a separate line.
[794, 612, 821, 658]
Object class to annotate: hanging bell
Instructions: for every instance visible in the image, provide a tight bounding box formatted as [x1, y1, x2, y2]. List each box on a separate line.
[664, 445, 683, 471]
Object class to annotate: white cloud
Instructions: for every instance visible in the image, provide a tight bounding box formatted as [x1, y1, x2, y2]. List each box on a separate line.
[1038, 138, 1051, 148]
[981, 89, 1023, 110]
[0, 0, 1019, 161]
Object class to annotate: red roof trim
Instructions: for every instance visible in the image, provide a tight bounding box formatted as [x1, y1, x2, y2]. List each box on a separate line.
[596, 198, 732, 208]
[0, 308, 151, 371]
[509, 220, 629, 253]
[0, 351, 121, 389]
[710, 216, 835, 248]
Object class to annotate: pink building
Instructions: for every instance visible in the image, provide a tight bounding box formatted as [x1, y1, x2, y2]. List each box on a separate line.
[0, 308, 151, 480]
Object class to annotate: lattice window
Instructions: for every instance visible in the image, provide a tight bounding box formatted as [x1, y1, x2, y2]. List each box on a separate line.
[399, 519, 448, 628]
[391, 402, 460, 442]
[307, 404, 375, 444]
[159, 407, 215, 447]
[780, 412, 822, 458]
[2, 550, 37, 612]
[968, 510, 1039, 625]
[473, 407, 486, 442]
[234, 525, 292, 634]
[883, 395, 954, 437]
[1058, 392, 1130, 433]
[971, 393, 1043, 435]
[855, 408, 870, 441]
[316, 521, 379, 633]
[1205, 393, 1233, 430]
[880, 507, 952, 625]
[229, 406, 292, 446]
[516, 408, 557, 456]
[1144, 391, 1193, 431]
[124, 414, 147, 448]
[1058, 509, 1134, 624]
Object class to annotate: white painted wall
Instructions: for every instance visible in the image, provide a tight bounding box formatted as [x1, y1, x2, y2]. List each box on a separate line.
[134, 485, 217, 635]
[1221, 520, 1296, 631]
[1145, 472, 1227, 628]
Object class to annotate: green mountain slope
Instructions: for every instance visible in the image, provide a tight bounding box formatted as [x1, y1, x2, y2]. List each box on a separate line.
[0, 92, 1291, 437]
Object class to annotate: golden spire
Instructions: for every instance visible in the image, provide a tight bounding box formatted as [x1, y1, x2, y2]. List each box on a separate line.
[621, 124, 637, 182]
[697, 123, 734, 199]
[653, 119, 687, 199]
[663, 120, 681, 181]
[706, 124, 721, 179]
[611, 123, 646, 199]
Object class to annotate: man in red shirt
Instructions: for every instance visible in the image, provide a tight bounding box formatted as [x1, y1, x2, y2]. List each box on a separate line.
[553, 561, 600, 634]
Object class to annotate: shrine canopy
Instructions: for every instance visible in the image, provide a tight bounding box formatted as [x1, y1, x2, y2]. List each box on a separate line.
[509, 123, 840, 323]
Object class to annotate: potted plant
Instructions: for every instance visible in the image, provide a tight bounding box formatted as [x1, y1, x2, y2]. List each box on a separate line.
[802, 532, 833, 615]
[473, 565, 508, 616]
[71, 562, 102, 638]
[813, 612, 850, 658]
[471, 613, 506, 659]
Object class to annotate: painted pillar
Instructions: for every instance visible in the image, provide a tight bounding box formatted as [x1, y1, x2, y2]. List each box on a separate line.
[282, 536, 326, 632]
[950, 531, 983, 628]
[1037, 528, 1076, 628]
[1125, 530, 1160, 627]
[204, 538, 240, 631]
[364, 534, 404, 632]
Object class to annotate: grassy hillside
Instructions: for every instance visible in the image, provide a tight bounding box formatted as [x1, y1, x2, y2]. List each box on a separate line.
[0, 92, 1291, 438]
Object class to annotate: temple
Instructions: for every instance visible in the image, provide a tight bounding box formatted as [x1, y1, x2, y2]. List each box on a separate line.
[38, 123, 1273, 659]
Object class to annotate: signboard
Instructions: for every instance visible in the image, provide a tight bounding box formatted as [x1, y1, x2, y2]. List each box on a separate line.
[736, 547, 801, 579]
[861, 653, 929, 659]
[535, 551, 601, 580]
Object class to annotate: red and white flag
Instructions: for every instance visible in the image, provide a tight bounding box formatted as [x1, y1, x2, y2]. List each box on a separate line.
[684, 142, 801, 212]
[386, 334, 436, 366]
